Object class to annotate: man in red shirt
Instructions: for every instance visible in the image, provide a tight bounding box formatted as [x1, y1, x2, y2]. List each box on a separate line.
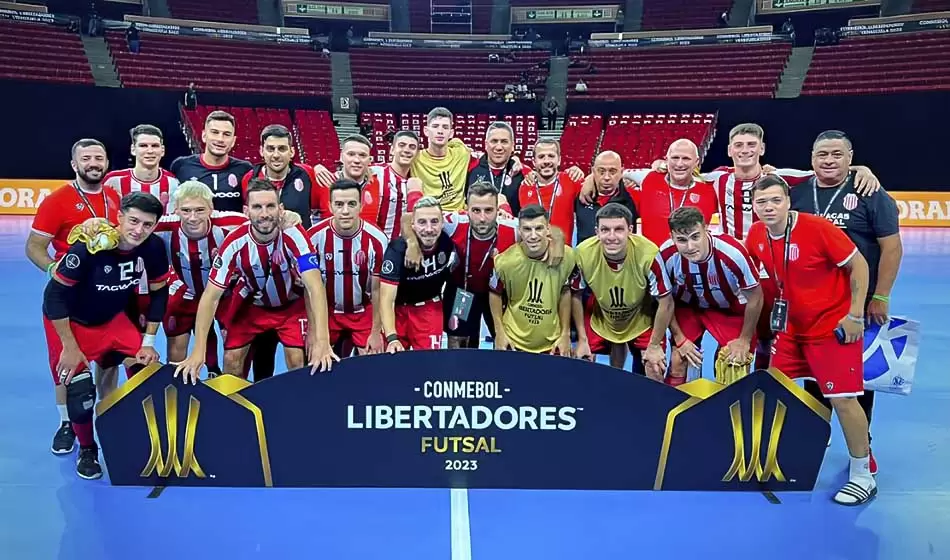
[26, 139, 121, 456]
[517, 139, 582, 242]
[745, 175, 875, 506]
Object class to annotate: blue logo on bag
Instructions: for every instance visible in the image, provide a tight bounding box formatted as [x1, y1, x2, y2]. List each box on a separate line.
[862, 318, 910, 382]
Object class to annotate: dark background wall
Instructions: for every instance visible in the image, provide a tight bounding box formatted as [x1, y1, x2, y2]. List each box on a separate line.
[5, 81, 948, 191]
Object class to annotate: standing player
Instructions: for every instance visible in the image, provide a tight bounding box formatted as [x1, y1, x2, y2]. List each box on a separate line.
[170, 110, 253, 213]
[379, 197, 457, 352]
[467, 122, 526, 212]
[412, 107, 476, 212]
[517, 139, 582, 242]
[175, 179, 338, 381]
[793, 129, 903, 476]
[43, 192, 171, 479]
[308, 179, 389, 355]
[489, 205, 577, 355]
[746, 175, 875, 506]
[103, 124, 180, 213]
[570, 203, 673, 376]
[26, 139, 121, 456]
[657, 207, 764, 386]
[361, 130, 424, 241]
[574, 150, 639, 243]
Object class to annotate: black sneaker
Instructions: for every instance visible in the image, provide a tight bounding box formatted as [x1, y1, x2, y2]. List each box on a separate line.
[76, 446, 103, 480]
[51, 421, 76, 455]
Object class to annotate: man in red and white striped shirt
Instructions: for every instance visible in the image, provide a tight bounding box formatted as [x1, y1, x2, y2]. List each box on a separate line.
[151, 180, 247, 369]
[308, 179, 389, 356]
[657, 207, 763, 385]
[175, 179, 337, 382]
[361, 131, 424, 241]
[103, 124, 180, 214]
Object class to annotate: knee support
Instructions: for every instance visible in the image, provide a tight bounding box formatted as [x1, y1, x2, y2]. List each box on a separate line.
[66, 370, 97, 425]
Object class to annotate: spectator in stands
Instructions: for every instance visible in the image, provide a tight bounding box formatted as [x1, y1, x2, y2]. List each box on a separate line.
[488, 90, 498, 101]
[546, 98, 559, 130]
[127, 23, 140, 54]
[183, 83, 197, 110]
[575, 80, 588, 94]
[719, 10, 730, 27]
[616, 9, 624, 33]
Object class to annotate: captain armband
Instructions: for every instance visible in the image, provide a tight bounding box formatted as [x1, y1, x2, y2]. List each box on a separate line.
[297, 253, 321, 274]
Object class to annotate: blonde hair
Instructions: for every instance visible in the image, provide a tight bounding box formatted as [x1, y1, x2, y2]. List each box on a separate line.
[174, 180, 214, 208]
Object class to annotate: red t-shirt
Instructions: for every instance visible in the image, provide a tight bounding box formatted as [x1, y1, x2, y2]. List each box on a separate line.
[31, 184, 121, 259]
[635, 171, 718, 247]
[745, 212, 858, 341]
[517, 171, 580, 242]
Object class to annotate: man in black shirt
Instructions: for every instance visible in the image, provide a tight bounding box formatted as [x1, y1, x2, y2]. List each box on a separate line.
[42, 192, 171, 480]
[170, 110, 253, 213]
[791, 129, 903, 477]
[574, 150, 639, 243]
[380, 196, 457, 352]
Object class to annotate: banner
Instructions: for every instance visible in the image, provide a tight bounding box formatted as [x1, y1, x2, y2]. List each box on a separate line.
[0, 179, 66, 216]
[891, 191, 950, 227]
[758, 0, 880, 15]
[95, 352, 832, 491]
[511, 6, 619, 25]
[107, 16, 311, 44]
[840, 17, 950, 37]
[355, 37, 547, 50]
[863, 317, 920, 396]
[0, 8, 72, 25]
[588, 31, 784, 49]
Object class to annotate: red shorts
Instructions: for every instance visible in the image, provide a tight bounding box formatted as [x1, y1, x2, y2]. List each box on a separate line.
[43, 314, 141, 385]
[583, 301, 659, 354]
[771, 334, 864, 398]
[163, 288, 238, 338]
[330, 306, 376, 348]
[675, 305, 755, 350]
[395, 298, 443, 350]
[224, 298, 307, 350]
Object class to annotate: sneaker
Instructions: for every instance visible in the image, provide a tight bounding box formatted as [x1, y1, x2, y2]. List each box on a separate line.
[869, 449, 878, 476]
[51, 421, 76, 455]
[76, 446, 103, 480]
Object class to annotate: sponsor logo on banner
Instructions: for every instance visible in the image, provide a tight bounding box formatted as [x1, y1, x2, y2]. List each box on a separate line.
[891, 191, 950, 227]
[0, 179, 68, 215]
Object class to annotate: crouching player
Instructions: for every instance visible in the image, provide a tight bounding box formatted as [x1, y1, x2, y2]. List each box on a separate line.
[175, 179, 338, 382]
[657, 207, 763, 385]
[42, 192, 171, 479]
[571, 203, 673, 378]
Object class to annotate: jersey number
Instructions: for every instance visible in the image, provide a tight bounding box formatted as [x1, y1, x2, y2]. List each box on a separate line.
[211, 174, 218, 191]
[119, 261, 135, 281]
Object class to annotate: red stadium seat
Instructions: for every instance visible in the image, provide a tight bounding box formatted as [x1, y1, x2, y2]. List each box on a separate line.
[600, 113, 718, 169]
[0, 20, 94, 86]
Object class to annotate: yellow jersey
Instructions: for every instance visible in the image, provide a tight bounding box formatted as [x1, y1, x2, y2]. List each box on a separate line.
[411, 138, 471, 212]
[574, 235, 668, 343]
[491, 243, 577, 353]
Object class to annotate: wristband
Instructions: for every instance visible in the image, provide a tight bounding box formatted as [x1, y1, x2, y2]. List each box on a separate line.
[385, 333, 399, 345]
[872, 294, 890, 303]
[142, 334, 157, 347]
[846, 314, 864, 324]
[674, 337, 688, 348]
[46, 262, 56, 278]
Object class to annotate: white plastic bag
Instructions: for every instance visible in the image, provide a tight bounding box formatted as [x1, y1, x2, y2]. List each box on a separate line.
[862, 316, 920, 396]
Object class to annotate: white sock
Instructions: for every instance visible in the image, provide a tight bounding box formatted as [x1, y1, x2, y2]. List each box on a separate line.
[57, 404, 69, 423]
[849, 454, 875, 488]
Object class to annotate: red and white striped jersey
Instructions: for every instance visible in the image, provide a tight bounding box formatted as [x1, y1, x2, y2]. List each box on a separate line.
[658, 232, 759, 311]
[703, 167, 813, 240]
[103, 168, 180, 214]
[307, 218, 389, 314]
[361, 164, 410, 241]
[154, 211, 248, 299]
[442, 212, 518, 293]
[209, 224, 318, 308]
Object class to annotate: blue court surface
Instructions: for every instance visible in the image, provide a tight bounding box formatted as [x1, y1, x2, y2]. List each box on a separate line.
[0, 216, 947, 560]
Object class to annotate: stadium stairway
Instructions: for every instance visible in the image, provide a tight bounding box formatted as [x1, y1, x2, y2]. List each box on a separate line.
[490, 0, 510, 34]
[334, 113, 361, 143]
[728, 0, 756, 26]
[330, 51, 355, 114]
[80, 35, 120, 88]
[775, 46, 814, 99]
[624, 0, 644, 31]
[546, 56, 570, 130]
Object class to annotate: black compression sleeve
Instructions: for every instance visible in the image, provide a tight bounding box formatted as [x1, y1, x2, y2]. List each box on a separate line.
[146, 284, 169, 324]
[43, 280, 71, 321]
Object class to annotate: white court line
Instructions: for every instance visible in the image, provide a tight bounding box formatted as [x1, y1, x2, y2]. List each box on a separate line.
[450, 488, 472, 560]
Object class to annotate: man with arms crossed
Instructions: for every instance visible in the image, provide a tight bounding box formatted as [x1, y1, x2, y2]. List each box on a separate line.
[175, 179, 337, 383]
[489, 205, 576, 356]
[571, 203, 672, 376]
[746, 175, 875, 506]
[27, 139, 121, 455]
[308, 179, 389, 356]
[379, 197, 458, 352]
[43, 192, 171, 479]
[793, 129, 903, 476]
[657, 207, 763, 386]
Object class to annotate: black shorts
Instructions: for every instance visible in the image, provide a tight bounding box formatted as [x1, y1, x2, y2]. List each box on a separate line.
[442, 283, 495, 342]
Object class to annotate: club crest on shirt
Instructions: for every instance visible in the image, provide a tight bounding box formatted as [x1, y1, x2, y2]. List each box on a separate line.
[363, 190, 374, 205]
[437, 252, 447, 265]
[64, 254, 81, 269]
[294, 178, 305, 192]
[354, 250, 367, 267]
[788, 244, 800, 262]
[228, 174, 238, 187]
[689, 193, 700, 203]
[136, 257, 144, 273]
[843, 193, 859, 211]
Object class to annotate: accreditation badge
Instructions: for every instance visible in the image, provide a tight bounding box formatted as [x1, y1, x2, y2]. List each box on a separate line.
[451, 288, 475, 322]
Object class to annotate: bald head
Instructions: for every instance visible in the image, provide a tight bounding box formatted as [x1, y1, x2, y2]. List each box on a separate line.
[666, 138, 700, 186]
[667, 139, 699, 159]
[593, 150, 623, 193]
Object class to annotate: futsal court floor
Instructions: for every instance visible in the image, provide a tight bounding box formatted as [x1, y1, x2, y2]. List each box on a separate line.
[0, 216, 947, 560]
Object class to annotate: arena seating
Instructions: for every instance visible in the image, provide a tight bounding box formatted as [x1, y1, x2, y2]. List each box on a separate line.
[599, 113, 717, 169]
[640, 0, 733, 31]
[105, 32, 332, 96]
[359, 112, 539, 164]
[182, 105, 340, 169]
[802, 30, 950, 95]
[559, 115, 603, 171]
[911, 0, 950, 12]
[567, 42, 791, 100]
[166, 0, 259, 25]
[349, 48, 550, 99]
[0, 20, 93, 85]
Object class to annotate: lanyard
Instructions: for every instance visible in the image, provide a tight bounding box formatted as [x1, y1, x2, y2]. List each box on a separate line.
[766, 214, 793, 296]
[812, 183, 846, 217]
[463, 229, 496, 291]
[488, 168, 508, 192]
[536, 178, 560, 218]
[668, 185, 691, 213]
[73, 181, 108, 219]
